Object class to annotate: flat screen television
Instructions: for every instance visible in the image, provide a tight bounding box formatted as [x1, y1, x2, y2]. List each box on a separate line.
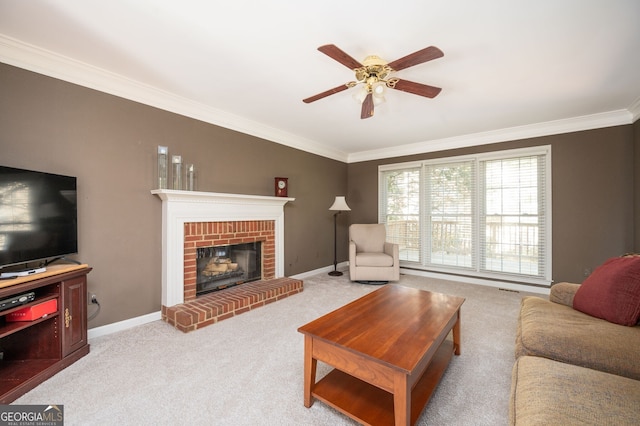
[0, 165, 78, 272]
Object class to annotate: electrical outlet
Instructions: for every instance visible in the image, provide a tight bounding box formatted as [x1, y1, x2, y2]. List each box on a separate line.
[90, 293, 98, 304]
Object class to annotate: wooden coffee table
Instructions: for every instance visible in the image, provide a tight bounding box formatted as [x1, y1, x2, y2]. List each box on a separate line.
[298, 284, 465, 426]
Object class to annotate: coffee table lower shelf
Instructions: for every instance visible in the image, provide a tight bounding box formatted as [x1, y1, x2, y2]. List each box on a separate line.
[312, 339, 454, 426]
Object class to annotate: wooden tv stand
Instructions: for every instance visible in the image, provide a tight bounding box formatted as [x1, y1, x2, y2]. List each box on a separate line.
[0, 265, 91, 403]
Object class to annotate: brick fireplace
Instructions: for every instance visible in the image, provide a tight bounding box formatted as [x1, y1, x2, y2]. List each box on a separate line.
[183, 220, 275, 301]
[152, 190, 301, 332]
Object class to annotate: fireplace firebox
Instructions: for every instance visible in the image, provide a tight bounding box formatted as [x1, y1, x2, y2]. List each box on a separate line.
[196, 242, 262, 295]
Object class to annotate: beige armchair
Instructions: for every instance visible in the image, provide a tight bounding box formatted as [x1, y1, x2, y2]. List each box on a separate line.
[348, 224, 400, 283]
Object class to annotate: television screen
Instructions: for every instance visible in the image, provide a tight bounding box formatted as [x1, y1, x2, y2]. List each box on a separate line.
[0, 165, 78, 269]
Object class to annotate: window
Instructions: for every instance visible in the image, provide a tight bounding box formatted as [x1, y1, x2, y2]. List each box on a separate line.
[380, 167, 421, 262]
[379, 147, 551, 285]
[426, 160, 475, 270]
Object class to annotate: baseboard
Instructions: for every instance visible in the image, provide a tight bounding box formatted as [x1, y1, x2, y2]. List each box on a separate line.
[87, 262, 545, 340]
[400, 268, 551, 295]
[88, 311, 162, 340]
[290, 262, 348, 280]
[86, 265, 349, 340]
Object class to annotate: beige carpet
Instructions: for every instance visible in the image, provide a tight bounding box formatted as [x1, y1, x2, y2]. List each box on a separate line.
[14, 272, 536, 425]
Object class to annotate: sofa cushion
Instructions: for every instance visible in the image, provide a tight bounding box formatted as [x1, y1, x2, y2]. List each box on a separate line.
[573, 256, 640, 326]
[515, 296, 640, 380]
[510, 356, 640, 426]
[548, 282, 580, 307]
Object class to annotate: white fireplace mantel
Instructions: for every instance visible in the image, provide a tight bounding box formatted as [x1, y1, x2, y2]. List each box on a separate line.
[152, 189, 294, 307]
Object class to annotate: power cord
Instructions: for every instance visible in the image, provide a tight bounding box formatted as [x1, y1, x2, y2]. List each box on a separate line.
[88, 295, 101, 321]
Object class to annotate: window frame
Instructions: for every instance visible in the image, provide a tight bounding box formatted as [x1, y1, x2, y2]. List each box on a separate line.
[379, 146, 552, 286]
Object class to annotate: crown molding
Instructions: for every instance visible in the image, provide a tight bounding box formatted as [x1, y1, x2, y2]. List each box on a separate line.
[1, 34, 635, 165]
[347, 109, 634, 163]
[0, 35, 349, 163]
[628, 96, 640, 123]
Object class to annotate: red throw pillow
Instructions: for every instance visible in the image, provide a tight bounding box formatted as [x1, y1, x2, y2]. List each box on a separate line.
[573, 256, 640, 326]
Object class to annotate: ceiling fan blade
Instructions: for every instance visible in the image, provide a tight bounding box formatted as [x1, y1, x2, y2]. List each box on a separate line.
[303, 84, 349, 103]
[392, 79, 442, 98]
[361, 93, 374, 119]
[318, 44, 363, 69]
[387, 46, 444, 71]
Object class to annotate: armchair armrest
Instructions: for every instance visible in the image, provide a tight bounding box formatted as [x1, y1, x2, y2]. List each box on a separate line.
[383, 242, 399, 263]
[349, 241, 356, 276]
[549, 282, 581, 307]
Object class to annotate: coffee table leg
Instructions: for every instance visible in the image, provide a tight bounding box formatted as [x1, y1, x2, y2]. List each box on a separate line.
[393, 373, 411, 426]
[453, 309, 461, 355]
[303, 335, 317, 407]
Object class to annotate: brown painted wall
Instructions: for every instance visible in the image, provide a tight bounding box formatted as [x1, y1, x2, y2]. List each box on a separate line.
[347, 126, 635, 284]
[0, 63, 347, 328]
[2, 61, 636, 328]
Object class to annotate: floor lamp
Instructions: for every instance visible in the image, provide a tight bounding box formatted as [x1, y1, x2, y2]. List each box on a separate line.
[328, 196, 351, 276]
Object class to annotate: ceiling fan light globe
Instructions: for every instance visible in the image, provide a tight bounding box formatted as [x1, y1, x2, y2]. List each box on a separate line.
[352, 87, 368, 104]
[373, 83, 385, 95]
[373, 95, 385, 106]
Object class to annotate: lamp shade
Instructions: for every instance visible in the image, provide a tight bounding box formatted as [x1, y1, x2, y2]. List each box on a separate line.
[329, 196, 351, 211]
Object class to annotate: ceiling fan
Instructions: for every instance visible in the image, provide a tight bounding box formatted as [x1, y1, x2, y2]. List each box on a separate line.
[303, 44, 444, 119]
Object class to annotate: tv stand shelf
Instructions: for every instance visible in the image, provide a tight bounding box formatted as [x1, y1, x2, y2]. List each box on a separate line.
[0, 265, 91, 403]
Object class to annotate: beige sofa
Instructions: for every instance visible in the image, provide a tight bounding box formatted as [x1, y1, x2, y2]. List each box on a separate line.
[510, 282, 640, 425]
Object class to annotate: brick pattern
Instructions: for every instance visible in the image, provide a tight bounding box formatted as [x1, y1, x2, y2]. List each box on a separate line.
[162, 277, 303, 332]
[183, 220, 276, 302]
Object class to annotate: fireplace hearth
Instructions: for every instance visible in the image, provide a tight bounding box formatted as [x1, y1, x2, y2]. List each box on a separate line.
[196, 242, 262, 295]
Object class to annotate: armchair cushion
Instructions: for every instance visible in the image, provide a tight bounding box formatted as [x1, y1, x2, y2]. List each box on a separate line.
[355, 252, 394, 267]
[350, 224, 387, 253]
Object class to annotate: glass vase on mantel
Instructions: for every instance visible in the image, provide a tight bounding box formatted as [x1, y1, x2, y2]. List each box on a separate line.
[157, 146, 168, 189]
[185, 163, 196, 191]
[172, 155, 182, 190]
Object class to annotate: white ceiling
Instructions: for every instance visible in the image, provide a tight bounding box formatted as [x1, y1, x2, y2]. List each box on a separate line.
[1, 0, 639, 163]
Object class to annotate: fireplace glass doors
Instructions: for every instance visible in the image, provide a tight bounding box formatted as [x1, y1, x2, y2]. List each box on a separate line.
[196, 242, 262, 295]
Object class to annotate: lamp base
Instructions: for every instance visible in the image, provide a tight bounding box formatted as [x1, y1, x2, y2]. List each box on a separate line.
[328, 270, 343, 277]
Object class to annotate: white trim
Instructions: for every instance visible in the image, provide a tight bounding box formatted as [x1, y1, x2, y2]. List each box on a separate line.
[629, 96, 640, 123]
[88, 311, 162, 340]
[84, 262, 543, 340]
[544, 148, 553, 285]
[1, 34, 636, 165]
[379, 161, 424, 172]
[380, 146, 551, 170]
[290, 262, 349, 280]
[86, 263, 347, 340]
[0, 35, 349, 163]
[349, 110, 632, 163]
[400, 268, 550, 295]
